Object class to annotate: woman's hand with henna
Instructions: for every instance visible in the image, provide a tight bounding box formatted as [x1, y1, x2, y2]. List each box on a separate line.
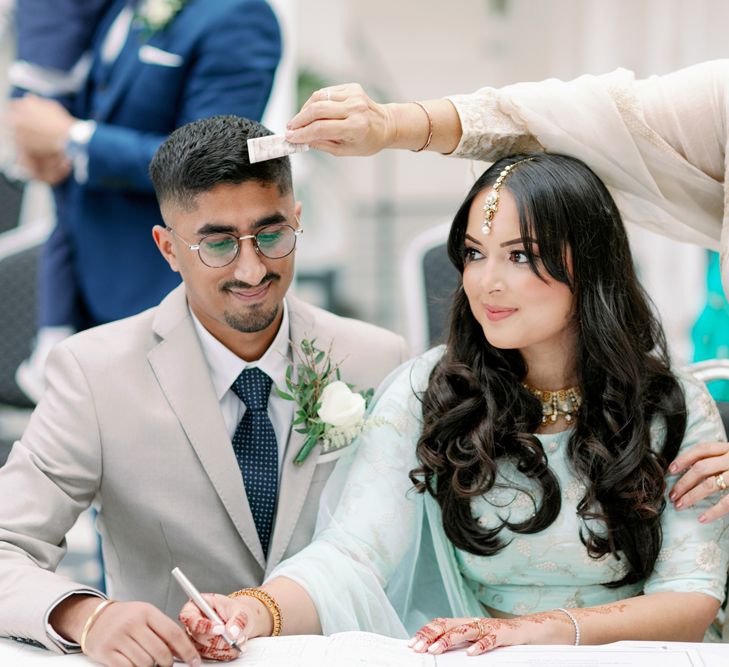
[408, 613, 574, 656]
[178, 593, 253, 662]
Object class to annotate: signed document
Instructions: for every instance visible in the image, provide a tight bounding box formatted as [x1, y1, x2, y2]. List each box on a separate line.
[237, 633, 719, 666]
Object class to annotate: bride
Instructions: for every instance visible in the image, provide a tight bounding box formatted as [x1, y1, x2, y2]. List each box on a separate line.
[181, 153, 728, 658]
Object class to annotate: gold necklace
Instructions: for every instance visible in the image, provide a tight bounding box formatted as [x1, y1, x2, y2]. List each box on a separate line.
[523, 384, 583, 424]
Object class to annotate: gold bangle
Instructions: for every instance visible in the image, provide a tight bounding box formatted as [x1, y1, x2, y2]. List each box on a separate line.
[79, 599, 115, 655]
[410, 101, 433, 152]
[228, 587, 282, 636]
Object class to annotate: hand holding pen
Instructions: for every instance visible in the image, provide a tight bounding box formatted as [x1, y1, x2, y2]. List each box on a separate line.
[173, 567, 245, 661]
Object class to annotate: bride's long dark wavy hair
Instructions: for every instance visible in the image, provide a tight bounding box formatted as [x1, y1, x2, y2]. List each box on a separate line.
[410, 153, 687, 587]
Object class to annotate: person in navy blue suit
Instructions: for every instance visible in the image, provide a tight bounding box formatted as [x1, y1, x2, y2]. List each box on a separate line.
[9, 0, 281, 396]
[10, 0, 113, 402]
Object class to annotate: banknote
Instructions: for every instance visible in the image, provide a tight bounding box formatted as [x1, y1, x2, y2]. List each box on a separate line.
[247, 135, 310, 164]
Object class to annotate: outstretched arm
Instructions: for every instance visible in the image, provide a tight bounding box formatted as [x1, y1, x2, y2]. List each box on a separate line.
[286, 84, 463, 155]
[410, 592, 718, 656]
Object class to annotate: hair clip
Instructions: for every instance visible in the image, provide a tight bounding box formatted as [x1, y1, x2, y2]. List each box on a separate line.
[482, 157, 535, 235]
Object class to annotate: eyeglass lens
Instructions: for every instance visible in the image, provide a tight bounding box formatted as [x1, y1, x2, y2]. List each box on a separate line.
[198, 225, 297, 266]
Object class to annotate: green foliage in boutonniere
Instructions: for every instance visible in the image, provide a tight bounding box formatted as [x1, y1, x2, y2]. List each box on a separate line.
[135, 0, 187, 36]
[277, 339, 376, 465]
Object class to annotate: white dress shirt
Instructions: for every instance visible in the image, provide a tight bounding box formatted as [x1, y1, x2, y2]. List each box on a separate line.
[190, 300, 294, 474]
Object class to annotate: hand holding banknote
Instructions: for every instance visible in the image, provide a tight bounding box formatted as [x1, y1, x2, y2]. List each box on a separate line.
[247, 134, 309, 164]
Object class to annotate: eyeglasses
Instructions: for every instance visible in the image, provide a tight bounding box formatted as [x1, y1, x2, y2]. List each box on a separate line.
[167, 224, 303, 268]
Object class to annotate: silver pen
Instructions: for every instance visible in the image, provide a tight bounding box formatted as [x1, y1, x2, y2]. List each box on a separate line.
[171, 567, 240, 651]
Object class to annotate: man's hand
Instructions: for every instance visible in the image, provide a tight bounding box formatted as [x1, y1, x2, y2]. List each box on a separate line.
[7, 94, 76, 157]
[16, 147, 72, 185]
[50, 595, 201, 667]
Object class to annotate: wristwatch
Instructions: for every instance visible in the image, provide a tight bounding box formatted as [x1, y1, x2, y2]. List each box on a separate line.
[65, 119, 97, 158]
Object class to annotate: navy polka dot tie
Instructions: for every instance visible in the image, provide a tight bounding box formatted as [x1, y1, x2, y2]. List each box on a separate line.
[231, 368, 278, 557]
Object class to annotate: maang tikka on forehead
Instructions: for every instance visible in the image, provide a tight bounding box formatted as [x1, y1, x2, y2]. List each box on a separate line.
[482, 157, 535, 235]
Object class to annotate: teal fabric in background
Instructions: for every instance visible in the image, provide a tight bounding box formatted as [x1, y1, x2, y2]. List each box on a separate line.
[692, 252, 729, 401]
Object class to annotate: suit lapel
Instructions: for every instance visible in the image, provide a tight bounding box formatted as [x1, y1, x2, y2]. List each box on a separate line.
[93, 20, 152, 122]
[148, 287, 266, 568]
[266, 297, 325, 573]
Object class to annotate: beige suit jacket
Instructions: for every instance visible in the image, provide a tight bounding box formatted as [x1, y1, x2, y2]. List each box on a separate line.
[0, 285, 409, 650]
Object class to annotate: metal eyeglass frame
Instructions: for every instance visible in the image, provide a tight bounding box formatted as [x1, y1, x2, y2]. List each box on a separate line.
[166, 223, 303, 267]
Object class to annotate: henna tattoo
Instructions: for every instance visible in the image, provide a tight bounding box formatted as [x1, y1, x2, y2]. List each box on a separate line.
[191, 633, 237, 662]
[414, 617, 450, 644]
[470, 632, 498, 655]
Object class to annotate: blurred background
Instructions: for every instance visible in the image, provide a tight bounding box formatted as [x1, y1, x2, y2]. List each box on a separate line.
[1, 0, 728, 400]
[0, 0, 727, 592]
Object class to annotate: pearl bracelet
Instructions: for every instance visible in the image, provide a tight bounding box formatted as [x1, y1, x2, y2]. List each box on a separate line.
[555, 607, 580, 646]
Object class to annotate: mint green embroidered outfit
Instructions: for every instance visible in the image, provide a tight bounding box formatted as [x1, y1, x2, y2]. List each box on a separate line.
[271, 347, 729, 637]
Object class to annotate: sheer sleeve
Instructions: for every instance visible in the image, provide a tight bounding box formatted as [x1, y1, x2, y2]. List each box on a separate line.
[268, 349, 443, 637]
[644, 373, 729, 601]
[447, 60, 729, 293]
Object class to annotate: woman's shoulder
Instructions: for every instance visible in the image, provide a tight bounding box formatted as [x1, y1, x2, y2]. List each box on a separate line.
[374, 345, 446, 398]
[671, 369, 726, 443]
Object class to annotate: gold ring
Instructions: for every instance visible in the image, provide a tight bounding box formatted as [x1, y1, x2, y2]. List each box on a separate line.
[716, 474, 727, 492]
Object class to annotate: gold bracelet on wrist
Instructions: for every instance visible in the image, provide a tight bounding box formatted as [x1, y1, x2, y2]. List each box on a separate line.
[228, 587, 282, 637]
[79, 599, 116, 655]
[410, 101, 433, 152]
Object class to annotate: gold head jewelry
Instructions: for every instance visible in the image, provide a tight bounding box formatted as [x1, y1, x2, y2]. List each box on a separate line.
[523, 383, 583, 425]
[482, 157, 535, 235]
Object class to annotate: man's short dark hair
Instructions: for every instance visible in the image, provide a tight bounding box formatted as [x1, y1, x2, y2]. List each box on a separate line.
[149, 115, 292, 209]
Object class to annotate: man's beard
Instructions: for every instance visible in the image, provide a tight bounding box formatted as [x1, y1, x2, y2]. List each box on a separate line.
[220, 274, 281, 333]
[224, 302, 280, 333]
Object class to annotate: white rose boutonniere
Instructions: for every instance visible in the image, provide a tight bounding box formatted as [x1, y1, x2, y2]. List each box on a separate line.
[318, 381, 365, 427]
[277, 339, 381, 465]
[135, 0, 187, 35]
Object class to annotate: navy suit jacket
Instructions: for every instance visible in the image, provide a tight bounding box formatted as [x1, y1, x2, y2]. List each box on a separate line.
[61, 0, 280, 324]
[16, 0, 112, 71]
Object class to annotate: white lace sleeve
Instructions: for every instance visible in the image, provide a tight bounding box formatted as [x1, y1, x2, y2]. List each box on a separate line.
[446, 62, 728, 291]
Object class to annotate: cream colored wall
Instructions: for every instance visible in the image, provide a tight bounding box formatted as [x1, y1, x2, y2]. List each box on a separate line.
[293, 0, 729, 359]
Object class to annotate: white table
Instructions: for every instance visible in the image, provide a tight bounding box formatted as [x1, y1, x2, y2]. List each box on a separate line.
[2, 636, 728, 666]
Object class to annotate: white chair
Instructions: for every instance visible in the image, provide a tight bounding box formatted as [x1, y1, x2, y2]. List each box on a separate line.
[400, 222, 458, 354]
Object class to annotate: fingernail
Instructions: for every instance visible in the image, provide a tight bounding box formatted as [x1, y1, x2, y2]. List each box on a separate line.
[212, 624, 224, 635]
[467, 646, 477, 656]
[189, 658, 201, 667]
[407, 637, 417, 648]
[285, 130, 294, 140]
[286, 122, 292, 130]
[229, 625, 241, 638]
[669, 491, 677, 501]
[675, 500, 683, 509]
[668, 463, 678, 473]
[699, 514, 707, 523]
[413, 640, 425, 651]
[428, 642, 441, 654]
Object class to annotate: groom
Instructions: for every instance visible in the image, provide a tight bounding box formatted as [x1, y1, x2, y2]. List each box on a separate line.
[0, 116, 408, 665]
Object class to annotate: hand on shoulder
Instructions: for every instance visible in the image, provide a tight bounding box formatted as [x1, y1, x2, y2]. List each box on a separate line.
[669, 440, 729, 522]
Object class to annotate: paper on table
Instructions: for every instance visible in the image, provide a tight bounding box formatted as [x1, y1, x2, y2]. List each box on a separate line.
[238, 634, 709, 667]
[437, 643, 706, 667]
[247, 135, 309, 164]
[239, 632, 435, 667]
